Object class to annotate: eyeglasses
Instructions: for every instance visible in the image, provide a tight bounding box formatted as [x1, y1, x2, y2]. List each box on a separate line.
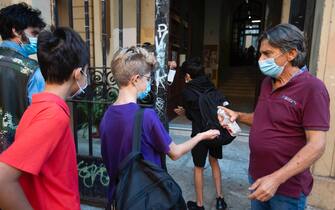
[80, 70, 87, 77]
[142, 75, 152, 83]
[80, 66, 90, 84]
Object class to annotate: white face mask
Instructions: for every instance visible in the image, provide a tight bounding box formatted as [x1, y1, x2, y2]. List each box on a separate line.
[70, 70, 88, 98]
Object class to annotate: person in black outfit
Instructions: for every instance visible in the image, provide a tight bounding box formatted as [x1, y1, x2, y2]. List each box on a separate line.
[174, 58, 227, 210]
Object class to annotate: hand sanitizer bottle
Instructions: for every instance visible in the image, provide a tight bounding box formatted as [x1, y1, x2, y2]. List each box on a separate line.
[217, 105, 241, 137]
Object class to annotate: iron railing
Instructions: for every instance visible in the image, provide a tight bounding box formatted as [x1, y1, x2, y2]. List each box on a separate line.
[54, 0, 170, 206]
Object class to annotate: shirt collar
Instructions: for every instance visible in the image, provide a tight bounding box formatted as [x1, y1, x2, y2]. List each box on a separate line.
[270, 69, 308, 93]
[300, 65, 308, 72]
[32, 92, 70, 117]
[0, 40, 28, 57]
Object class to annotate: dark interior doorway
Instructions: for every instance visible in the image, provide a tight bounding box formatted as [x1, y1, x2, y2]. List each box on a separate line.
[230, 0, 263, 66]
[168, 0, 315, 121]
[219, 0, 266, 115]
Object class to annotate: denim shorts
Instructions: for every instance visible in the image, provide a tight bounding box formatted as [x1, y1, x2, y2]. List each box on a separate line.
[248, 175, 307, 210]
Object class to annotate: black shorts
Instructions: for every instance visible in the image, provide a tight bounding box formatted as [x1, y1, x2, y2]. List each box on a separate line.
[191, 139, 223, 167]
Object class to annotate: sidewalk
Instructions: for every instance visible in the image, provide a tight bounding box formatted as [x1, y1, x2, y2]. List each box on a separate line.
[167, 128, 250, 210]
[81, 126, 322, 210]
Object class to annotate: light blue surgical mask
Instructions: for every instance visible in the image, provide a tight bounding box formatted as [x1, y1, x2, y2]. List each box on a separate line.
[137, 81, 151, 100]
[22, 36, 38, 55]
[258, 54, 287, 78]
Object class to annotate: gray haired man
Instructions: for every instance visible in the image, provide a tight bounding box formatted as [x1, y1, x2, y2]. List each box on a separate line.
[218, 24, 330, 210]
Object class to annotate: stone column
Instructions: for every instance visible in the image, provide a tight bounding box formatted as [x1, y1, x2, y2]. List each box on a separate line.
[308, 0, 335, 209]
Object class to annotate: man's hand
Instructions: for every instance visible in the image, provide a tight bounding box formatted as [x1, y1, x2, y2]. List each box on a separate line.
[248, 174, 282, 202]
[174, 106, 185, 116]
[217, 106, 254, 126]
[217, 106, 239, 127]
[248, 130, 327, 202]
[197, 129, 220, 140]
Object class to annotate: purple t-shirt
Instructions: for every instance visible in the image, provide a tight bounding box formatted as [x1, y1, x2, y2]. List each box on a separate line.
[249, 70, 330, 198]
[100, 103, 172, 200]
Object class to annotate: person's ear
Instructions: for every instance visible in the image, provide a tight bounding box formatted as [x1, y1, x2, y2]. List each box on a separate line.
[12, 28, 20, 37]
[73, 67, 82, 80]
[287, 49, 298, 62]
[12, 28, 25, 43]
[130, 74, 140, 85]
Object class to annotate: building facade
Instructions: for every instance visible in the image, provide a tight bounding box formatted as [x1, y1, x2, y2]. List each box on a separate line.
[0, 0, 334, 209]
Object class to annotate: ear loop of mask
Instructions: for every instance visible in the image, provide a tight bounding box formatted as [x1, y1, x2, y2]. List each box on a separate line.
[132, 75, 141, 92]
[13, 31, 24, 46]
[70, 68, 88, 98]
[276, 53, 289, 68]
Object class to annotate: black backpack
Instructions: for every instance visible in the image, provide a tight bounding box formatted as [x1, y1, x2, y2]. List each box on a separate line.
[192, 88, 236, 145]
[112, 108, 187, 210]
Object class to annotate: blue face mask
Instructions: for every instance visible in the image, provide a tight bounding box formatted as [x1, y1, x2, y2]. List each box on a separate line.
[258, 55, 287, 78]
[22, 36, 38, 55]
[137, 81, 151, 100]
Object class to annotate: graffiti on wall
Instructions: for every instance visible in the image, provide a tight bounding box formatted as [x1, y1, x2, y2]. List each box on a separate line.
[154, 0, 169, 122]
[78, 160, 109, 188]
[154, 23, 169, 92]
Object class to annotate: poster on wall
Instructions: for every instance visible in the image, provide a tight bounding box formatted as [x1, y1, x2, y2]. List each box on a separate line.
[203, 45, 219, 87]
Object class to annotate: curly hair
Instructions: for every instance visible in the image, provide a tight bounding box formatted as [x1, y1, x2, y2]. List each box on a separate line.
[0, 3, 46, 40]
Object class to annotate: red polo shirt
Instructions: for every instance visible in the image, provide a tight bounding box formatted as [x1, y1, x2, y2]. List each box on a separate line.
[249, 70, 330, 198]
[0, 92, 80, 210]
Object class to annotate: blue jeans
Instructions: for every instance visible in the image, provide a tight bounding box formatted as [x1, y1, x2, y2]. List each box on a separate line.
[248, 175, 307, 210]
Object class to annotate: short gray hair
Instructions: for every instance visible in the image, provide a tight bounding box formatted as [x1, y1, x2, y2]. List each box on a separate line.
[260, 24, 306, 68]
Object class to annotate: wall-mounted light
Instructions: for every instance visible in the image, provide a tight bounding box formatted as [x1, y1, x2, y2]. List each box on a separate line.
[252, 20, 261, 23]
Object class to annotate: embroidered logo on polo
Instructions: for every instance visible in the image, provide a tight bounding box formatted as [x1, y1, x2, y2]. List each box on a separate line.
[281, 95, 297, 106]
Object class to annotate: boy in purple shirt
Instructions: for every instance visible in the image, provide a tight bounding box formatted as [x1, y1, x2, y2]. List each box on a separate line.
[100, 46, 220, 204]
[218, 24, 330, 210]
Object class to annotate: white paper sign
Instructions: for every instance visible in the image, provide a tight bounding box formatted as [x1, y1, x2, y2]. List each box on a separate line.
[167, 69, 176, 83]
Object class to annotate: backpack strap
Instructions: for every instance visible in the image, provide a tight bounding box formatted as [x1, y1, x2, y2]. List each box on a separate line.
[112, 107, 145, 206]
[117, 107, 145, 172]
[189, 88, 202, 96]
[203, 87, 215, 94]
[189, 87, 215, 96]
[132, 108, 145, 153]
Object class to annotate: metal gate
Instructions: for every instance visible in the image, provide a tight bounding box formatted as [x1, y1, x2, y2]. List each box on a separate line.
[53, 0, 170, 206]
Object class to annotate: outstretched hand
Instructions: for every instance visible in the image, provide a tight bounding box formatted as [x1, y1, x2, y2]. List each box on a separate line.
[198, 129, 220, 140]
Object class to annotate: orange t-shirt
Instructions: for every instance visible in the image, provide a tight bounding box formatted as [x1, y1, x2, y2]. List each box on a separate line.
[0, 92, 80, 210]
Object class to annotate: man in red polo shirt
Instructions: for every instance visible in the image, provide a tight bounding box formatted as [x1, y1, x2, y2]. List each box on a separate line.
[218, 24, 330, 210]
[0, 27, 88, 210]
